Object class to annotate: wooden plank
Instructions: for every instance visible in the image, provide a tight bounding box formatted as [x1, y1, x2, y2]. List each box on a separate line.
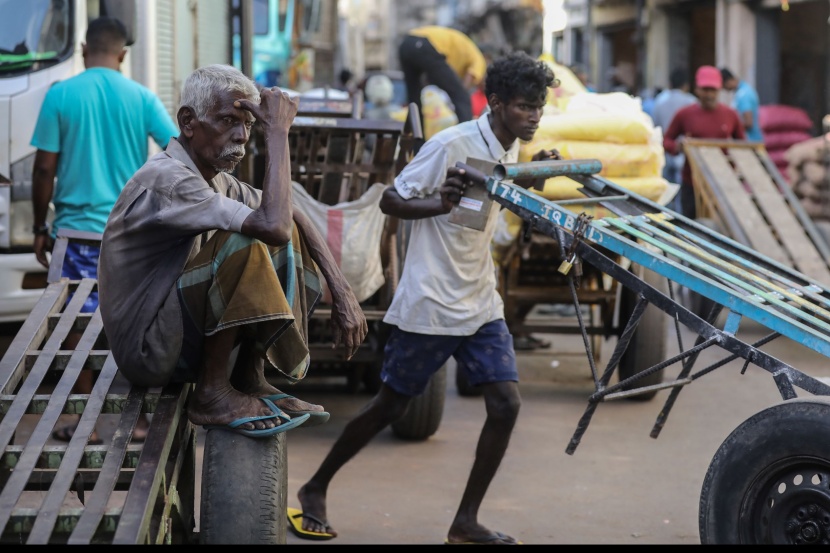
[0, 290, 105, 543]
[730, 148, 830, 284]
[0, 282, 66, 393]
[695, 146, 789, 263]
[67, 382, 145, 544]
[26, 350, 118, 545]
[112, 383, 191, 545]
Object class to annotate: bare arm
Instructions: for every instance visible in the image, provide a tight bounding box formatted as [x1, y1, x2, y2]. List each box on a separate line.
[379, 166, 469, 220]
[238, 87, 298, 246]
[31, 149, 58, 268]
[293, 208, 368, 359]
[740, 111, 755, 135]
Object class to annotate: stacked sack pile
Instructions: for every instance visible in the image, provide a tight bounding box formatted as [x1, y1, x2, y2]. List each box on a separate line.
[518, 90, 669, 213]
[783, 132, 829, 220]
[759, 104, 814, 182]
[491, 58, 672, 264]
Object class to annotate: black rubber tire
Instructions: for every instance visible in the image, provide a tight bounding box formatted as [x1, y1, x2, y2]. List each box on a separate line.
[455, 365, 483, 397]
[391, 364, 447, 441]
[699, 398, 830, 544]
[200, 429, 288, 544]
[617, 266, 668, 401]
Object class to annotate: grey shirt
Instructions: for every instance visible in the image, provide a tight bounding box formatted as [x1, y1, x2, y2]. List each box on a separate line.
[98, 139, 257, 387]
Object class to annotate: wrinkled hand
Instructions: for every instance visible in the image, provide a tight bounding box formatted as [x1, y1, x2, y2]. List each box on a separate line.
[33, 234, 53, 269]
[438, 166, 468, 213]
[234, 86, 298, 135]
[329, 287, 368, 360]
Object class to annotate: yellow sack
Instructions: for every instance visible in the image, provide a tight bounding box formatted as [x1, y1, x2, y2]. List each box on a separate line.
[520, 140, 664, 178]
[534, 175, 668, 203]
[530, 112, 655, 145]
[421, 85, 458, 140]
[538, 53, 587, 112]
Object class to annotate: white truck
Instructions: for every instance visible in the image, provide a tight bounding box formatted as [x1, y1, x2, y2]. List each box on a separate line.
[0, 0, 260, 325]
[0, 0, 141, 323]
[0, 0, 338, 325]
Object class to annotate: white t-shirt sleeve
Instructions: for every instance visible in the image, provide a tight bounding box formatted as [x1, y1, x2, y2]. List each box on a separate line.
[393, 139, 450, 200]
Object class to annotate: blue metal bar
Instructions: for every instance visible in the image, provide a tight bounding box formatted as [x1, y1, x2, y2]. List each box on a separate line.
[606, 216, 830, 330]
[485, 177, 830, 357]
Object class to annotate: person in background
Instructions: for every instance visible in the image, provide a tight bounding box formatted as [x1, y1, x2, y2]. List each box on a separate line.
[289, 51, 558, 545]
[652, 68, 697, 189]
[30, 16, 179, 445]
[335, 68, 355, 97]
[662, 65, 745, 219]
[398, 25, 487, 124]
[98, 64, 367, 438]
[570, 63, 596, 92]
[720, 67, 764, 143]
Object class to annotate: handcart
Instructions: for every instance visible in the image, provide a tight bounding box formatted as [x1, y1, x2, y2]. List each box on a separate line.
[456, 157, 830, 545]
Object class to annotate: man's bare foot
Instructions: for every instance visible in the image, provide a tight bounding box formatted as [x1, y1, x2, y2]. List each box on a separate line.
[51, 416, 102, 445]
[297, 482, 337, 537]
[446, 523, 520, 545]
[229, 356, 325, 414]
[187, 387, 278, 431]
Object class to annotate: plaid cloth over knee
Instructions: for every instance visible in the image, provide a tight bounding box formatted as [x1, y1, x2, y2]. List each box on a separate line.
[176, 225, 322, 382]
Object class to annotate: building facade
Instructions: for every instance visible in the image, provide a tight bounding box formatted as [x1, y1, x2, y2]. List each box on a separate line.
[555, 0, 829, 131]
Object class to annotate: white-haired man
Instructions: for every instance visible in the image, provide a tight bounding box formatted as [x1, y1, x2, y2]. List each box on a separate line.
[99, 64, 367, 436]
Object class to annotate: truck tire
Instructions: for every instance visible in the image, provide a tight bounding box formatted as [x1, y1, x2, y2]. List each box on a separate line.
[200, 429, 288, 544]
[699, 398, 830, 544]
[617, 266, 668, 401]
[391, 364, 447, 441]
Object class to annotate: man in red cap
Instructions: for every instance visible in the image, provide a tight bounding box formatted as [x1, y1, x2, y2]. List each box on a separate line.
[662, 65, 745, 219]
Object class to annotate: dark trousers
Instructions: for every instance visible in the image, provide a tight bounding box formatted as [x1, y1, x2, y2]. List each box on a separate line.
[668, 178, 697, 219]
[398, 34, 473, 123]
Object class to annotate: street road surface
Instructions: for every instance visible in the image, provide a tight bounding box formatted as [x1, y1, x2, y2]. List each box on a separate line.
[265, 316, 828, 545]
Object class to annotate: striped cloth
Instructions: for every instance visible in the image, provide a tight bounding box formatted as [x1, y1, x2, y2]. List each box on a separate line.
[176, 225, 322, 382]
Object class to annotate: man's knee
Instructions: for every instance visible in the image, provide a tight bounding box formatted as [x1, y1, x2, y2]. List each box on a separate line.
[483, 382, 521, 420]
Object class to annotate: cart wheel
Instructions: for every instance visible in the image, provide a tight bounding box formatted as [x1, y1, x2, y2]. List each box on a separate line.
[699, 398, 830, 544]
[391, 364, 447, 441]
[617, 265, 668, 401]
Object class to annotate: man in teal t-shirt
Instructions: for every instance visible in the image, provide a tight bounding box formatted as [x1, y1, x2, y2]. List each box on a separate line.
[29, 16, 179, 445]
[721, 67, 763, 143]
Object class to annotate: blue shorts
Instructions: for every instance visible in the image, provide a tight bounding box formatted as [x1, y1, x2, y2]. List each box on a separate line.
[61, 241, 100, 313]
[380, 319, 519, 396]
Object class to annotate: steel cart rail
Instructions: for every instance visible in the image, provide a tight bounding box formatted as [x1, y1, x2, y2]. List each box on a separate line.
[459, 158, 830, 545]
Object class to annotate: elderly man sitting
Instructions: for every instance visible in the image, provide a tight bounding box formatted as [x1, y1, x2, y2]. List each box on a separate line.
[98, 64, 367, 436]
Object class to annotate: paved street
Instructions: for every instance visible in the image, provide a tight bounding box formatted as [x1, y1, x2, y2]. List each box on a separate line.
[7, 310, 828, 544]
[202, 315, 829, 545]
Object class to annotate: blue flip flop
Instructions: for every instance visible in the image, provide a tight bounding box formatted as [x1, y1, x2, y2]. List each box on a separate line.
[261, 393, 330, 428]
[204, 397, 310, 437]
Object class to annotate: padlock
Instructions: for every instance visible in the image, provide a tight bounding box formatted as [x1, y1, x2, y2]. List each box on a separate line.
[558, 256, 574, 275]
[573, 256, 583, 278]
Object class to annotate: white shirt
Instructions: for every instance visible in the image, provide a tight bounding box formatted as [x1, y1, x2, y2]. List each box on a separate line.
[383, 113, 519, 335]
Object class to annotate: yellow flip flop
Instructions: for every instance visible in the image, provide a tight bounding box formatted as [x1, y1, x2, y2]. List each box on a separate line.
[287, 507, 335, 541]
